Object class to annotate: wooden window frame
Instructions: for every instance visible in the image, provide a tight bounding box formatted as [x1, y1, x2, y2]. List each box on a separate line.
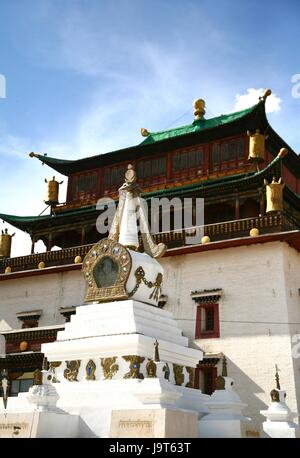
[195, 302, 220, 339]
[194, 367, 217, 394]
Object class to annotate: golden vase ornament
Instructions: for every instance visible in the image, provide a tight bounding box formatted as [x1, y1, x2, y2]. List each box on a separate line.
[264, 177, 285, 213]
[0, 229, 15, 258]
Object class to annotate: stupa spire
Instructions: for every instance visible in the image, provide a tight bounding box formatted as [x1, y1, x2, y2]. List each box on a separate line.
[108, 164, 166, 258]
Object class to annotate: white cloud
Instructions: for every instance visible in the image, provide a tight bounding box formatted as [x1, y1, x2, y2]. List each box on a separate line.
[234, 88, 282, 113]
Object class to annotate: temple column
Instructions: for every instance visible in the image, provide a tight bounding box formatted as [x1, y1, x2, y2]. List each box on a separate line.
[259, 188, 265, 216]
[81, 226, 86, 246]
[30, 237, 36, 254]
[234, 195, 240, 220]
[47, 233, 53, 252]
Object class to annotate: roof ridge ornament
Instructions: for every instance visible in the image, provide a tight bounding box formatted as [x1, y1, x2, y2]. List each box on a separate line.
[193, 98, 206, 120]
[140, 128, 150, 137]
[259, 88, 272, 102]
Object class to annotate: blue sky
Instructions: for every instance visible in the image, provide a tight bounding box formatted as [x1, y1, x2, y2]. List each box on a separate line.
[0, 0, 299, 255]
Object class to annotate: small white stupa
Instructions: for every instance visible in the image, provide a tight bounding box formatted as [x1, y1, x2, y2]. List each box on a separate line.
[0, 164, 210, 438]
[199, 356, 251, 438]
[260, 365, 300, 438]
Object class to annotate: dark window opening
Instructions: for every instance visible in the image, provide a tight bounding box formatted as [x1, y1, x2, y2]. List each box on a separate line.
[92, 174, 98, 193]
[212, 144, 219, 163]
[229, 142, 235, 161]
[79, 175, 85, 192]
[221, 143, 229, 162]
[10, 379, 34, 397]
[237, 138, 244, 159]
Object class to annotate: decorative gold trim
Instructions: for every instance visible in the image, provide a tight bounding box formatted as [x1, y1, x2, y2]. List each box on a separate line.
[33, 369, 43, 386]
[185, 367, 195, 388]
[146, 359, 157, 378]
[173, 364, 184, 386]
[128, 266, 163, 301]
[86, 360, 96, 381]
[100, 357, 119, 380]
[216, 375, 225, 390]
[82, 238, 132, 303]
[64, 360, 80, 382]
[48, 361, 61, 383]
[123, 356, 145, 379]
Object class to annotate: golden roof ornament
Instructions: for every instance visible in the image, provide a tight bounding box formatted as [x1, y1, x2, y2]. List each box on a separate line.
[45, 176, 63, 207]
[193, 99, 206, 120]
[247, 129, 268, 163]
[0, 228, 15, 258]
[259, 88, 272, 102]
[141, 128, 150, 137]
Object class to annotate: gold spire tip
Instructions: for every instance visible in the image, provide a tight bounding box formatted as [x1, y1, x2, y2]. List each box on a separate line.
[278, 148, 288, 159]
[193, 99, 206, 120]
[141, 128, 149, 137]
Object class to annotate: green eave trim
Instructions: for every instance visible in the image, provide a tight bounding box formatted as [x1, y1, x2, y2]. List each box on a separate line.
[140, 104, 257, 145]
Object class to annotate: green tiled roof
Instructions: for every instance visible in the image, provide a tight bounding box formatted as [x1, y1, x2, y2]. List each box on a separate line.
[29, 101, 267, 176]
[140, 105, 257, 145]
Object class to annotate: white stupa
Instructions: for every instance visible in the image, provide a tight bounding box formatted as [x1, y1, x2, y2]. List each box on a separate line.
[0, 164, 210, 438]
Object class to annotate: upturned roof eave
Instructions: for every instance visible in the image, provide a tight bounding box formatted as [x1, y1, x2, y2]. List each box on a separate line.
[31, 101, 270, 176]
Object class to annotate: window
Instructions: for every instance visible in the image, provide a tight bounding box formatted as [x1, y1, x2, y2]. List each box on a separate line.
[237, 138, 244, 159]
[195, 303, 220, 339]
[195, 367, 217, 395]
[137, 162, 144, 180]
[22, 320, 38, 329]
[212, 143, 219, 163]
[221, 143, 229, 162]
[10, 379, 34, 397]
[79, 175, 85, 192]
[17, 310, 41, 329]
[172, 153, 180, 172]
[118, 167, 125, 185]
[189, 150, 196, 168]
[181, 152, 188, 170]
[86, 175, 91, 193]
[92, 174, 98, 193]
[160, 157, 166, 175]
[111, 168, 118, 186]
[229, 142, 235, 161]
[153, 159, 159, 176]
[104, 170, 110, 189]
[144, 161, 151, 179]
[195, 149, 203, 166]
[72, 177, 78, 196]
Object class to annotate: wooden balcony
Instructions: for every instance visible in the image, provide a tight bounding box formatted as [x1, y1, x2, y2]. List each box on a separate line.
[0, 212, 299, 274]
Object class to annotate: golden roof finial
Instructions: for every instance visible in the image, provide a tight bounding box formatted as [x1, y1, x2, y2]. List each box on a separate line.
[278, 147, 288, 159]
[193, 99, 206, 120]
[141, 128, 149, 137]
[259, 88, 272, 102]
[29, 152, 39, 158]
